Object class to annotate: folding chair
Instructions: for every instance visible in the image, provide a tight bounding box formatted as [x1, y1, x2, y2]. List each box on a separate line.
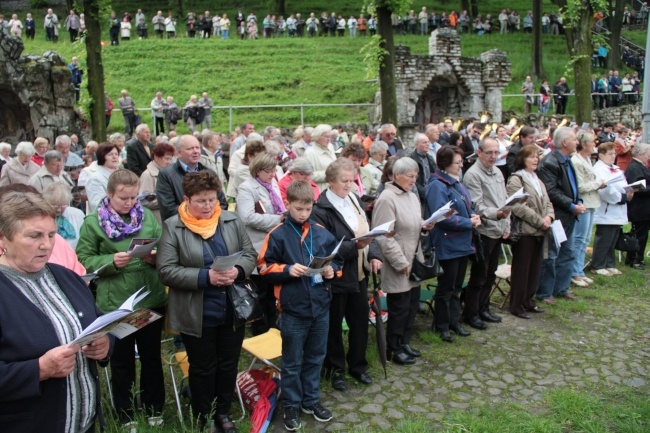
[165, 351, 190, 423]
[489, 244, 512, 309]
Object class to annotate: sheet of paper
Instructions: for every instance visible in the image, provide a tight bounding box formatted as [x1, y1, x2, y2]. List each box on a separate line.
[422, 200, 454, 226]
[352, 220, 394, 241]
[80, 262, 110, 283]
[127, 238, 159, 258]
[211, 251, 244, 271]
[550, 220, 567, 250]
[605, 172, 626, 185]
[501, 187, 530, 210]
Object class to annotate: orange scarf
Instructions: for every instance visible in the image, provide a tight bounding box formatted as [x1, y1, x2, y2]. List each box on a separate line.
[178, 201, 222, 239]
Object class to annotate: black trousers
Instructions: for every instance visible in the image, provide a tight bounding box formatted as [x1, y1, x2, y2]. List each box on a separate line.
[325, 281, 369, 375]
[592, 224, 620, 269]
[626, 220, 650, 265]
[510, 235, 543, 314]
[434, 256, 469, 332]
[250, 273, 278, 336]
[182, 324, 245, 425]
[464, 235, 501, 321]
[110, 307, 165, 421]
[153, 116, 165, 136]
[386, 286, 420, 354]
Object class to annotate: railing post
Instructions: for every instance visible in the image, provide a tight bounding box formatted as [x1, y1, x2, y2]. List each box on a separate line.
[229, 106, 233, 133]
[300, 103, 304, 125]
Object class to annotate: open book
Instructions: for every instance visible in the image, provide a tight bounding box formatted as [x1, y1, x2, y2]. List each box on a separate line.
[305, 237, 344, 277]
[500, 187, 530, 210]
[352, 220, 394, 241]
[620, 179, 646, 193]
[127, 238, 159, 258]
[70, 287, 162, 347]
[422, 200, 456, 227]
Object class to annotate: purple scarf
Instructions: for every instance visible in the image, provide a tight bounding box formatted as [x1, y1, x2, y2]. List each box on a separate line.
[97, 196, 144, 241]
[256, 177, 286, 214]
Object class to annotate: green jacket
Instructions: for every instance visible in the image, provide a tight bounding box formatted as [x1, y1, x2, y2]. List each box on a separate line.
[76, 208, 167, 312]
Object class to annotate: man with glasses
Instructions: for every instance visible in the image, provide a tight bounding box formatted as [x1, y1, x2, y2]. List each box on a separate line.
[379, 124, 404, 157]
[54, 135, 85, 171]
[461, 137, 510, 329]
[156, 135, 227, 221]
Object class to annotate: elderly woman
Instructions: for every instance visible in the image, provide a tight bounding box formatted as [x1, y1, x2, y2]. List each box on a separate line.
[76, 170, 166, 427]
[304, 124, 337, 191]
[506, 145, 555, 318]
[86, 142, 121, 213]
[342, 142, 378, 198]
[364, 140, 388, 186]
[32, 137, 50, 166]
[0, 191, 110, 432]
[139, 142, 175, 224]
[426, 146, 482, 342]
[591, 142, 634, 276]
[43, 182, 85, 249]
[236, 152, 285, 335]
[226, 132, 264, 199]
[570, 131, 604, 287]
[311, 158, 382, 387]
[0, 141, 40, 186]
[231, 141, 267, 196]
[157, 170, 256, 433]
[625, 143, 650, 269]
[109, 132, 128, 167]
[372, 158, 435, 364]
[0, 142, 12, 170]
[28, 150, 75, 193]
[278, 157, 320, 202]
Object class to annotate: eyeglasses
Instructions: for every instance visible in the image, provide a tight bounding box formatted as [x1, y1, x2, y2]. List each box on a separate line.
[261, 168, 275, 174]
[400, 173, 418, 179]
[190, 198, 218, 207]
[53, 205, 68, 210]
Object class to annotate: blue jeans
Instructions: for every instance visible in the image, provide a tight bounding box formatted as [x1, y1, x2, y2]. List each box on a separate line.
[537, 220, 576, 299]
[572, 209, 594, 277]
[279, 311, 329, 408]
[221, 29, 229, 39]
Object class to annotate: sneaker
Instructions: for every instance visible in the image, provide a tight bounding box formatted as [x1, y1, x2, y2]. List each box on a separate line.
[123, 421, 137, 433]
[571, 277, 589, 287]
[284, 406, 302, 431]
[592, 268, 612, 276]
[148, 416, 164, 427]
[301, 402, 333, 422]
[607, 268, 622, 275]
[582, 276, 594, 284]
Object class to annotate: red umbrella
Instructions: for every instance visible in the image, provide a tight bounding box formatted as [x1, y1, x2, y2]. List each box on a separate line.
[371, 272, 387, 379]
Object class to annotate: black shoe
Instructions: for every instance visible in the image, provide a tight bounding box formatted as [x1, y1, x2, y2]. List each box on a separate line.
[479, 310, 502, 323]
[331, 370, 347, 391]
[631, 263, 645, 270]
[216, 415, 238, 433]
[465, 316, 487, 330]
[284, 406, 302, 431]
[350, 372, 373, 385]
[392, 352, 416, 365]
[450, 324, 472, 336]
[403, 344, 421, 358]
[439, 331, 454, 342]
[301, 402, 333, 422]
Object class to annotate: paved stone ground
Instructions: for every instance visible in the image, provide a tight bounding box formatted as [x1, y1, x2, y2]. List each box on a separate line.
[266, 273, 650, 432]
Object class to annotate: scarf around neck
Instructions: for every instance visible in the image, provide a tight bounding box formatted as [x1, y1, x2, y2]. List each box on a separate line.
[178, 200, 222, 239]
[56, 214, 76, 240]
[256, 177, 286, 214]
[97, 196, 144, 241]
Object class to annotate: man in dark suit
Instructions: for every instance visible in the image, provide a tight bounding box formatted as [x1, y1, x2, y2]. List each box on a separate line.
[624, 143, 650, 269]
[506, 125, 537, 174]
[536, 127, 586, 304]
[125, 124, 153, 177]
[379, 123, 404, 157]
[460, 122, 483, 172]
[156, 135, 227, 221]
[408, 133, 437, 205]
[438, 119, 452, 145]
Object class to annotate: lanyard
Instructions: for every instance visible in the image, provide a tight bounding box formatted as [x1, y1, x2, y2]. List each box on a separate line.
[288, 221, 314, 262]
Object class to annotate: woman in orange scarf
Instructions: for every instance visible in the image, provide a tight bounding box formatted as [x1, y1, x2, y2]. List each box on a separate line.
[157, 170, 257, 433]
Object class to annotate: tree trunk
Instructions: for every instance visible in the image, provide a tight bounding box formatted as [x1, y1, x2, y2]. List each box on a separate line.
[470, 0, 479, 18]
[532, 0, 544, 79]
[377, 5, 398, 126]
[84, 0, 106, 142]
[277, 0, 286, 17]
[461, 0, 471, 15]
[66, 0, 74, 12]
[607, 0, 626, 69]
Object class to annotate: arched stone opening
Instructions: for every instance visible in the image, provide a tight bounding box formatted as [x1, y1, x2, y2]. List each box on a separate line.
[414, 77, 461, 130]
[0, 86, 35, 143]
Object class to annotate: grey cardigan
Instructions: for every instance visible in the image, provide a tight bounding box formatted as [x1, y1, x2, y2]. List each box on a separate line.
[156, 210, 257, 337]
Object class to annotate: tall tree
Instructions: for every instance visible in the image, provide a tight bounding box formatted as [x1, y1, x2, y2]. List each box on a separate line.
[376, 5, 398, 126]
[470, 0, 479, 18]
[532, 0, 544, 79]
[606, 0, 626, 69]
[277, 0, 286, 17]
[84, 0, 106, 142]
[461, 0, 470, 15]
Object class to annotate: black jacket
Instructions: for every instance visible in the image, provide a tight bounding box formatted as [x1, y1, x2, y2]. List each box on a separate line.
[125, 137, 154, 177]
[537, 149, 581, 229]
[408, 149, 436, 204]
[506, 140, 524, 174]
[625, 159, 650, 222]
[311, 190, 382, 294]
[460, 135, 478, 172]
[156, 161, 227, 221]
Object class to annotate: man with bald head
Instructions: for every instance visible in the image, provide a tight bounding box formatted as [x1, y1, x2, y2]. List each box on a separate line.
[156, 135, 226, 221]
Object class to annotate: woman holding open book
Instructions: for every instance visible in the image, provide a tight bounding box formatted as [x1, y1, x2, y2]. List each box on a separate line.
[157, 170, 256, 433]
[0, 191, 110, 433]
[76, 169, 166, 429]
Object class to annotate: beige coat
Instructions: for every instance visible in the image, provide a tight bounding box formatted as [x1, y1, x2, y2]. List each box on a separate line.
[28, 165, 74, 192]
[140, 160, 163, 224]
[372, 182, 422, 293]
[0, 158, 40, 186]
[571, 153, 602, 210]
[506, 172, 555, 236]
[304, 143, 336, 191]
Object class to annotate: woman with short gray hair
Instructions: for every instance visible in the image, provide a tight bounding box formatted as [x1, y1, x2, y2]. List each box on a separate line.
[278, 157, 320, 202]
[0, 142, 12, 170]
[29, 150, 75, 193]
[305, 124, 337, 191]
[43, 182, 85, 249]
[0, 141, 40, 186]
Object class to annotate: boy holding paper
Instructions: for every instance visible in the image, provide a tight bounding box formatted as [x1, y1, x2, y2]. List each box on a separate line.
[257, 180, 342, 431]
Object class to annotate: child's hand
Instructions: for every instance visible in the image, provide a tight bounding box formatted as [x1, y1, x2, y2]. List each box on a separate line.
[289, 264, 308, 277]
[321, 266, 334, 279]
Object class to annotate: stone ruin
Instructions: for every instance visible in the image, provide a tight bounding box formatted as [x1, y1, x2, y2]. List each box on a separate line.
[374, 28, 511, 144]
[0, 34, 83, 144]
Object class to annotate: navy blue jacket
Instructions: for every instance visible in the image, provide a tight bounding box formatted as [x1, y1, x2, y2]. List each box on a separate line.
[258, 215, 342, 319]
[425, 171, 476, 260]
[0, 264, 112, 433]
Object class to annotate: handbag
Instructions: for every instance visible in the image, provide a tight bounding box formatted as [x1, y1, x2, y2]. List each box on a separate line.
[503, 215, 524, 244]
[615, 229, 640, 252]
[228, 279, 263, 323]
[409, 243, 443, 282]
[471, 228, 485, 262]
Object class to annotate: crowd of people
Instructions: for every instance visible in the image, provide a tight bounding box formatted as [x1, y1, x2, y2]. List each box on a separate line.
[0, 112, 648, 432]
